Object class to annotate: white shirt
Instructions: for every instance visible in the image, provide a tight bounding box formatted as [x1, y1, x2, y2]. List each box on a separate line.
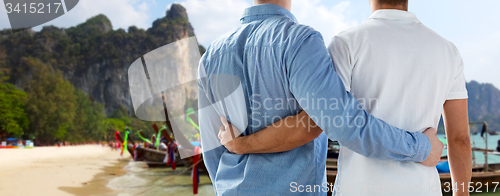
[328, 10, 468, 196]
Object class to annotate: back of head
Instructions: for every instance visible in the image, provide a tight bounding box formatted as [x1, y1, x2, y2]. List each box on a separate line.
[376, 0, 408, 6]
[370, 0, 408, 11]
[255, 0, 284, 3]
[254, 0, 291, 11]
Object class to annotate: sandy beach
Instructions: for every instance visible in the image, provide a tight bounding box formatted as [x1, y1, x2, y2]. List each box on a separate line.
[0, 145, 126, 196]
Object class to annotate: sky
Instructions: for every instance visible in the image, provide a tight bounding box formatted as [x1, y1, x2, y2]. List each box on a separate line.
[0, 0, 499, 88]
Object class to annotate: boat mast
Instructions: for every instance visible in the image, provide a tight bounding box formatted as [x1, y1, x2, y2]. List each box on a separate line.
[484, 122, 489, 172]
[471, 121, 489, 172]
[139, 55, 195, 151]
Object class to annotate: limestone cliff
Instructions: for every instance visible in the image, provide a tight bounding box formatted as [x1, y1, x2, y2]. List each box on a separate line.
[0, 4, 200, 115]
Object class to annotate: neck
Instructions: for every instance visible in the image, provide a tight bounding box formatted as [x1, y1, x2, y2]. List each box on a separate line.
[371, 4, 408, 13]
[254, 0, 291, 11]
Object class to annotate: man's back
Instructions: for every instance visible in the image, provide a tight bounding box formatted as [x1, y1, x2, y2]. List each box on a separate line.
[329, 10, 467, 196]
[198, 4, 327, 195]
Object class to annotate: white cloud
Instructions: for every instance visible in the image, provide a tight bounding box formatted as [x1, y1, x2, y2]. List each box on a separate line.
[292, 0, 357, 44]
[138, 2, 149, 13]
[50, 0, 150, 30]
[0, 0, 151, 31]
[0, 1, 12, 29]
[180, 0, 251, 46]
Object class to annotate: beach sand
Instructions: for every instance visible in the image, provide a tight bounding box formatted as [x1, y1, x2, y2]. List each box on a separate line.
[0, 145, 127, 196]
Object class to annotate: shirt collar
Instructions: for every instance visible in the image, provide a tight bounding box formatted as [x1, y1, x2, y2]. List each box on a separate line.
[240, 4, 298, 24]
[368, 9, 421, 23]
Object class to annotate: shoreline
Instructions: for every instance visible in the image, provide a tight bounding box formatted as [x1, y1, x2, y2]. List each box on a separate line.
[0, 145, 127, 196]
[59, 155, 133, 196]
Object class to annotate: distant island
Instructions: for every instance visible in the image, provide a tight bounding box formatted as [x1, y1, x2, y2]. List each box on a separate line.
[464, 81, 500, 134]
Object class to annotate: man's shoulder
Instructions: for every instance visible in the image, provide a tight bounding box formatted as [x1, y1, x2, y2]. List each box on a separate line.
[336, 20, 372, 37]
[279, 20, 321, 37]
[333, 20, 458, 51]
[205, 19, 322, 58]
[255, 16, 322, 40]
[286, 23, 324, 45]
[204, 28, 243, 58]
[272, 19, 324, 46]
[417, 25, 461, 55]
[332, 19, 390, 46]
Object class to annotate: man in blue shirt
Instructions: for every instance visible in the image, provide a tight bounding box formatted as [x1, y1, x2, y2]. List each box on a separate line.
[198, 1, 443, 195]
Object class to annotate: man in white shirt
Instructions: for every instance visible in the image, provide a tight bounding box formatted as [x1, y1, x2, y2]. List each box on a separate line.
[218, 0, 471, 195]
[326, 0, 471, 195]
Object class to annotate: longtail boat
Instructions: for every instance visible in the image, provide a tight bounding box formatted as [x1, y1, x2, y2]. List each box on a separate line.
[126, 39, 207, 194]
[114, 131, 135, 158]
[132, 124, 194, 168]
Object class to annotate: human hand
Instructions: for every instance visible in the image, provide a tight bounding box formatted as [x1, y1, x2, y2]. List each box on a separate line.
[218, 116, 244, 154]
[420, 127, 444, 167]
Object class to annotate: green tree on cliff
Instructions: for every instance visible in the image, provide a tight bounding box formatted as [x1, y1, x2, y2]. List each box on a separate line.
[0, 73, 29, 137]
[66, 89, 108, 142]
[21, 58, 76, 144]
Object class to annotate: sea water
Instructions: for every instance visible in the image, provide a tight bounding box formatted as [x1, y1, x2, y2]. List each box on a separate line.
[439, 134, 500, 165]
[107, 161, 215, 195]
[107, 135, 500, 196]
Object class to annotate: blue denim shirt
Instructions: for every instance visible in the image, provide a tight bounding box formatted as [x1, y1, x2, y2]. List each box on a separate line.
[198, 4, 431, 196]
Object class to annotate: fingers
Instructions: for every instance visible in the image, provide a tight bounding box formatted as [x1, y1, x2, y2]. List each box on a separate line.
[219, 125, 231, 145]
[218, 125, 224, 140]
[420, 128, 444, 167]
[218, 124, 231, 145]
[220, 116, 236, 139]
[423, 127, 437, 135]
[219, 116, 229, 144]
[221, 116, 229, 127]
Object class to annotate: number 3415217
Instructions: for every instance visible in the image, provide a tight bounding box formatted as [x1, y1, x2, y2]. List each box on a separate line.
[443, 182, 499, 193]
[5, 3, 62, 14]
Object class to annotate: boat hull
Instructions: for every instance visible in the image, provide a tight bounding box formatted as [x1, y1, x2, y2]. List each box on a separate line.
[133, 146, 206, 170]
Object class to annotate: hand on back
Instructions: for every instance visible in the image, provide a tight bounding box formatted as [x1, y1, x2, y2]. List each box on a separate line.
[420, 128, 444, 167]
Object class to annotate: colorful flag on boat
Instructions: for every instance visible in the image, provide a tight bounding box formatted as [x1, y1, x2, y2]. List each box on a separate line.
[192, 146, 201, 194]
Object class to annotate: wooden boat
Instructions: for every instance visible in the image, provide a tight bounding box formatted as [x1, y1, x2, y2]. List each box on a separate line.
[133, 145, 186, 167]
[327, 141, 340, 159]
[134, 146, 207, 171]
[115, 129, 192, 168]
[128, 54, 207, 194]
[115, 131, 135, 158]
[115, 121, 207, 174]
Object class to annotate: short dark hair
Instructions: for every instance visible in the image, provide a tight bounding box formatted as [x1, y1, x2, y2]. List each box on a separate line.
[376, 0, 408, 6]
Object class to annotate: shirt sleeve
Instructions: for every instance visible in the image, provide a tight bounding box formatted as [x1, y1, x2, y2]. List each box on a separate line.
[286, 31, 431, 162]
[447, 49, 468, 100]
[328, 36, 352, 92]
[198, 60, 226, 192]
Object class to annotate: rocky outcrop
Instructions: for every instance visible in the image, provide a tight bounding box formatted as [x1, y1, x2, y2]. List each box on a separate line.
[167, 4, 189, 20]
[467, 81, 500, 132]
[0, 4, 200, 115]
